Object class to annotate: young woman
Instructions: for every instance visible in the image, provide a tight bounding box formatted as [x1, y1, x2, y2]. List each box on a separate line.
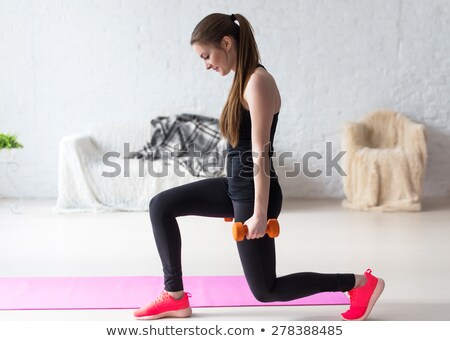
[134, 13, 385, 321]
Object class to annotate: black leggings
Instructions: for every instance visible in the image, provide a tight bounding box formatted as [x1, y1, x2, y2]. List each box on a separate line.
[149, 177, 355, 302]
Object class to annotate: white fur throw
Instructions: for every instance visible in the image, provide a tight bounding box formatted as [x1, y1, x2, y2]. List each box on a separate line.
[341, 109, 427, 212]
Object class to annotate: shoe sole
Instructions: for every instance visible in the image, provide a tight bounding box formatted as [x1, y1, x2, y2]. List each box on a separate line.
[134, 307, 192, 320]
[342, 278, 385, 321]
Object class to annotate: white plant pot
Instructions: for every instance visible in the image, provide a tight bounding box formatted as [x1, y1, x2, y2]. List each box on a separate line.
[0, 148, 17, 162]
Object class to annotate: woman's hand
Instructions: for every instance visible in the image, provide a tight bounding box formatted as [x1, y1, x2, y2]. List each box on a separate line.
[244, 212, 268, 240]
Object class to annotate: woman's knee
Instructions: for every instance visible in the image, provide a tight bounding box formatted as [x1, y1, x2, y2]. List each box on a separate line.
[248, 284, 273, 303]
[149, 192, 171, 219]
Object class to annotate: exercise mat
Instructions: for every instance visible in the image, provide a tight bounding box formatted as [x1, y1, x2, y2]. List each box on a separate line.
[0, 275, 349, 310]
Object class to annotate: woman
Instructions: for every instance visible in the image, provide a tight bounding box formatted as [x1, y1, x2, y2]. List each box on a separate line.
[134, 13, 384, 321]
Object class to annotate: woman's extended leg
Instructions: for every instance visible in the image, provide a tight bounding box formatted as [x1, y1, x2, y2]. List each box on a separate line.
[149, 177, 234, 292]
[233, 187, 384, 320]
[233, 187, 356, 302]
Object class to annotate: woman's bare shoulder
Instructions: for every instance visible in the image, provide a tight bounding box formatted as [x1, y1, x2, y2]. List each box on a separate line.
[243, 67, 281, 113]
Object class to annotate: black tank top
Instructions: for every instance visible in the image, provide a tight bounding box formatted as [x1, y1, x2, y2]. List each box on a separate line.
[226, 63, 280, 202]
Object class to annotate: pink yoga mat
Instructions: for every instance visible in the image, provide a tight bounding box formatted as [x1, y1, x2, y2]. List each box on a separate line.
[0, 276, 349, 310]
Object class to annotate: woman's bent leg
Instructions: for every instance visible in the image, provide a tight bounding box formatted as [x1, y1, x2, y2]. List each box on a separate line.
[149, 177, 234, 292]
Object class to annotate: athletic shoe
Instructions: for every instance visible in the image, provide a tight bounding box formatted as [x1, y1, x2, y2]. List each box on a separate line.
[133, 290, 192, 320]
[341, 269, 385, 321]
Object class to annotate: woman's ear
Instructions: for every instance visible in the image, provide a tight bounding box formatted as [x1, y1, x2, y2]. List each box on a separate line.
[221, 36, 233, 51]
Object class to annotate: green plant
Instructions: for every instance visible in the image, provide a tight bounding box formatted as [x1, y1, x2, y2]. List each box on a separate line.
[0, 133, 24, 149]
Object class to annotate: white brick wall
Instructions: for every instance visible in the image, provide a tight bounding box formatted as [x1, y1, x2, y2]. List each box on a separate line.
[0, 0, 449, 199]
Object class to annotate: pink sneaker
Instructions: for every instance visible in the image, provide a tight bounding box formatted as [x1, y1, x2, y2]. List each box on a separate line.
[134, 290, 192, 320]
[341, 269, 385, 321]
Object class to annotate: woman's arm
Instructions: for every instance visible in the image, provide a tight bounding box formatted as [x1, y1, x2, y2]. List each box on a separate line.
[245, 73, 275, 216]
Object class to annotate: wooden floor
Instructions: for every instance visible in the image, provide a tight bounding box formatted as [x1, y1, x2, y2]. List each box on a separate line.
[1, 198, 450, 321]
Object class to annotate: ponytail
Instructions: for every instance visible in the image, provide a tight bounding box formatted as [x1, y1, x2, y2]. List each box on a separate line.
[191, 13, 261, 148]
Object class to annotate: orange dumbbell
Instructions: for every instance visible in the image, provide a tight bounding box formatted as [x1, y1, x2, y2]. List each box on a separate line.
[224, 217, 233, 222]
[232, 219, 280, 241]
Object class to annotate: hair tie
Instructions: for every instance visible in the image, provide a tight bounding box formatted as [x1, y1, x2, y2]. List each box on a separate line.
[230, 14, 236, 22]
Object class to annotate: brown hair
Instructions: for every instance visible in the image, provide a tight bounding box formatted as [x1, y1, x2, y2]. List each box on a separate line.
[190, 13, 261, 148]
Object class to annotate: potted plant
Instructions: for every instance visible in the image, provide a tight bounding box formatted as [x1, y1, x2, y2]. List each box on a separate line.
[0, 133, 24, 162]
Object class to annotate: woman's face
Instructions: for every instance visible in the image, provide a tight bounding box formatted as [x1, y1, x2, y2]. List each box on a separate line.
[192, 37, 236, 76]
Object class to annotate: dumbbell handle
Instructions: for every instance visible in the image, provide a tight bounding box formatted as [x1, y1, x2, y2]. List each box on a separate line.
[232, 218, 280, 241]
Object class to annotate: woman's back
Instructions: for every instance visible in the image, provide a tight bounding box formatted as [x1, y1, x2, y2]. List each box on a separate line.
[226, 64, 280, 202]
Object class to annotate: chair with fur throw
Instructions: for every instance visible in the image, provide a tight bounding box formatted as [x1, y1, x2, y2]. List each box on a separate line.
[341, 109, 427, 212]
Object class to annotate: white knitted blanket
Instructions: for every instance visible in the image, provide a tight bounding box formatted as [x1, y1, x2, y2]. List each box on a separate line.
[53, 119, 226, 213]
